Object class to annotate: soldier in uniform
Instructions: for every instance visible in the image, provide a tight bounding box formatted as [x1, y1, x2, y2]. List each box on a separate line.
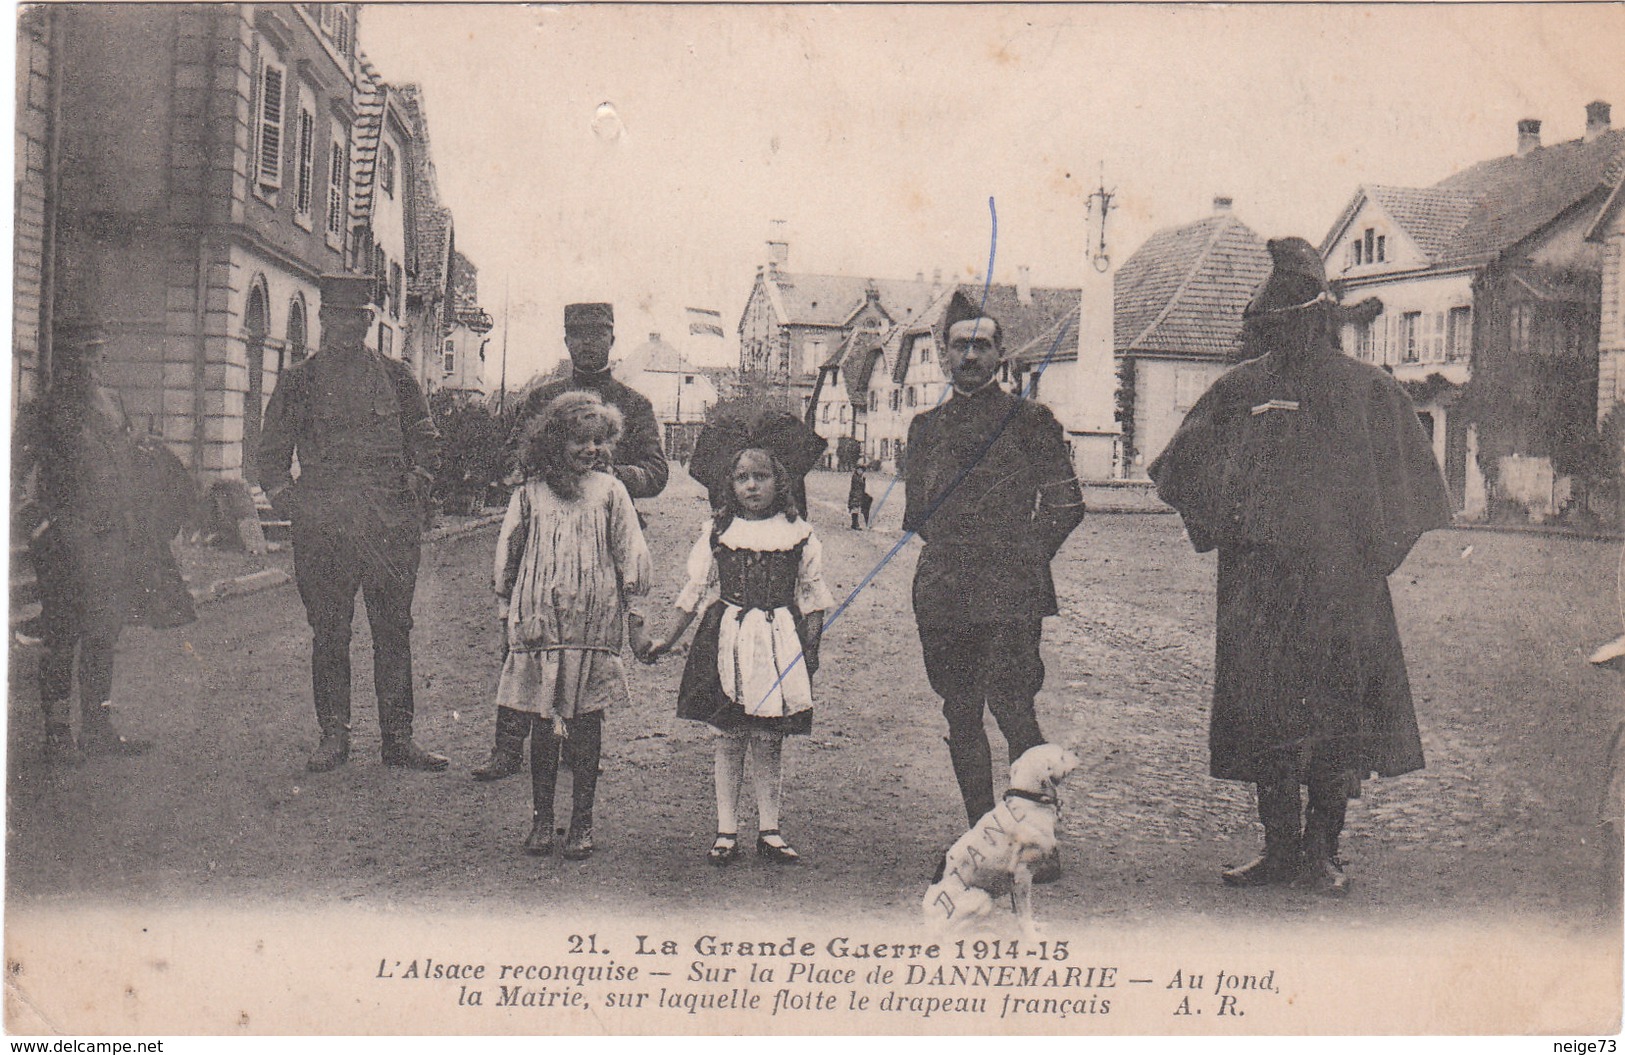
[1149, 238, 1450, 896]
[474, 301, 668, 781]
[21, 321, 155, 763]
[257, 274, 448, 773]
[903, 291, 1086, 847]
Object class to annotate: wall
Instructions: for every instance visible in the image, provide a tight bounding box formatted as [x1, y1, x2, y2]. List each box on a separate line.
[1129, 357, 1227, 477]
[14, 10, 54, 405]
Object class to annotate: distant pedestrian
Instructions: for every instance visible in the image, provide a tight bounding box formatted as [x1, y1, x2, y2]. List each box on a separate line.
[847, 464, 872, 530]
[1149, 237, 1450, 896]
[492, 391, 654, 860]
[642, 411, 831, 866]
[903, 291, 1086, 870]
[258, 274, 447, 774]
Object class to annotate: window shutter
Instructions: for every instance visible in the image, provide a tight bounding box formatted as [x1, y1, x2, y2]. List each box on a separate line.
[296, 110, 315, 215]
[327, 140, 347, 236]
[257, 61, 286, 188]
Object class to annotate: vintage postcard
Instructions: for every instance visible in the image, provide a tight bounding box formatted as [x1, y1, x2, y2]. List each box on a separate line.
[6, 1, 1624, 1043]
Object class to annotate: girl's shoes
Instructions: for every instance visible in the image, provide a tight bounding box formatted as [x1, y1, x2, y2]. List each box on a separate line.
[708, 833, 740, 866]
[562, 826, 594, 861]
[523, 815, 554, 856]
[756, 829, 800, 864]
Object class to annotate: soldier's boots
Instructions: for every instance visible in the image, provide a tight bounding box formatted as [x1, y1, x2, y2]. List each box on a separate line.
[382, 739, 449, 772]
[77, 702, 153, 758]
[1291, 816, 1350, 897]
[561, 825, 594, 861]
[1223, 779, 1302, 887]
[306, 730, 351, 773]
[523, 811, 555, 856]
[472, 707, 528, 782]
[1221, 843, 1302, 887]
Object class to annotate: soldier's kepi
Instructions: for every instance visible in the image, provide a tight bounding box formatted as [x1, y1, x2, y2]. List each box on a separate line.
[256, 273, 449, 773]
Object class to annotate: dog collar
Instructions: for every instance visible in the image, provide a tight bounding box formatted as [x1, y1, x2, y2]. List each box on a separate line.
[1003, 788, 1058, 808]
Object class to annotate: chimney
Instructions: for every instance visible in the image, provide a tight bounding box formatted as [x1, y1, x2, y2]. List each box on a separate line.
[767, 218, 789, 269]
[1017, 265, 1032, 306]
[649, 333, 660, 342]
[1587, 100, 1612, 143]
[916, 270, 925, 283]
[931, 268, 942, 297]
[1516, 118, 1542, 157]
[1213, 195, 1233, 214]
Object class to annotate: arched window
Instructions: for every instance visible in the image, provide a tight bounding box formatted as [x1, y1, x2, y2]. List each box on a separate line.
[243, 279, 271, 483]
[287, 295, 308, 364]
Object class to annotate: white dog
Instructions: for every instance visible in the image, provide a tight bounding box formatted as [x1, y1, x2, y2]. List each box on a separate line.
[921, 743, 1081, 940]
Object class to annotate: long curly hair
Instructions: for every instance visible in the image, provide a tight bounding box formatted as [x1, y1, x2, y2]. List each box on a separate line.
[713, 446, 803, 533]
[520, 390, 623, 499]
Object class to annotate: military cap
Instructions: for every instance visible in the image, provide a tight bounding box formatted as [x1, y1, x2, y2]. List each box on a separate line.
[319, 274, 379, 312]
[1244, 237, 1333, 318]
[942, 288, 1002, 347]
[564, 302, 614, 329]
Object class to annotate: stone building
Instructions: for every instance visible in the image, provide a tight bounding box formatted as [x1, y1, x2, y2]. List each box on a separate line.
[1321, 104, 1624, 520]
[12, 4, 485, 487]
[1103, 198, 1271, 479]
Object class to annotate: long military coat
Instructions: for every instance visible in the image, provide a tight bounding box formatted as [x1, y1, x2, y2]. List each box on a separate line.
[1148, 335, 1450, 783]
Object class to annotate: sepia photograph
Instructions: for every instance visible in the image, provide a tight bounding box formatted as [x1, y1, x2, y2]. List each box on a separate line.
[5, 0, 1625, 1041]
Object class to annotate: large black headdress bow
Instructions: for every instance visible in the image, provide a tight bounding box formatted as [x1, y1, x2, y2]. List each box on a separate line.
[689, 409, 828, 513]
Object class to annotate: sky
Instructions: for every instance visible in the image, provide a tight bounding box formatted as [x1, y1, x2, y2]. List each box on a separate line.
[359, 3, 1625, 388]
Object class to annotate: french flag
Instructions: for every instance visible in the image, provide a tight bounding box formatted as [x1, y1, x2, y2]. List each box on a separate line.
[687, 307, 725, 338]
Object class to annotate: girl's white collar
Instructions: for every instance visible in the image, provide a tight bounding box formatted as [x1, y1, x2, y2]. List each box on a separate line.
[716, 514, 812, 552]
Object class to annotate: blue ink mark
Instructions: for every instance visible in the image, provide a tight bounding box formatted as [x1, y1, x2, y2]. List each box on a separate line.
[867, 197, 998, 526]
[747, 199, 1076, 714]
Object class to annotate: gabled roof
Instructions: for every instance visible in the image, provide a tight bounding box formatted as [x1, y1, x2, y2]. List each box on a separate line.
[1322, 126, 1625, 270]
[894, 283, 1075, 382]
[1432, 126, 1625, 264]
[757, 270, 939, 330]
[1115, 213, 1270, 358]
[1587, 176, 1625, 243]
[617, 332, 686, 375]
[1011, 305, 1080, 368]
[842, 346, 887, 404]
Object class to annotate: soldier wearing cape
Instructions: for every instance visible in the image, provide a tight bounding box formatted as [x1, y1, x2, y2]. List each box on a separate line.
[1149, 236, 1451, 896]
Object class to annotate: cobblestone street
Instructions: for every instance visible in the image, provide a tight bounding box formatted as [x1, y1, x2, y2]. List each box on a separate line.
[7, 465, 1622, 933]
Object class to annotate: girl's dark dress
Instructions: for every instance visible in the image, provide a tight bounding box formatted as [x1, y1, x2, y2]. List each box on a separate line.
[674, 515, 834, 735]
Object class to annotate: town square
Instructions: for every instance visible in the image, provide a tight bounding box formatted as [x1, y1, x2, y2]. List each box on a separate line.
[6, 1, 1625, 1040]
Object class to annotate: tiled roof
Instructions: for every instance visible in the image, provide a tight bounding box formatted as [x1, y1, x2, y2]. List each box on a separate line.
[765, 271, 939, 329]
[1364, 185, 1478, 261]
[1434, 127, 1625, 264]
[843, 346, 888, 404]
[1324, 127, 1625, 269]
[1011, 305, 1080, 368]
[1114, 214, 1270, 359]
[618, 333, 686, 375]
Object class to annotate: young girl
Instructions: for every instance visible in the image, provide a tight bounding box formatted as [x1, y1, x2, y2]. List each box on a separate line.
[493, 390, 653, 861]
[646, 430, 833, 865]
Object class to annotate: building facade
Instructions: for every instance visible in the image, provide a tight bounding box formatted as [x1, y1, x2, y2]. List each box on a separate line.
[1103, 199, 1271, 479]
[13, 4, 486, 489]
[1323, 105, 1623, 521]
